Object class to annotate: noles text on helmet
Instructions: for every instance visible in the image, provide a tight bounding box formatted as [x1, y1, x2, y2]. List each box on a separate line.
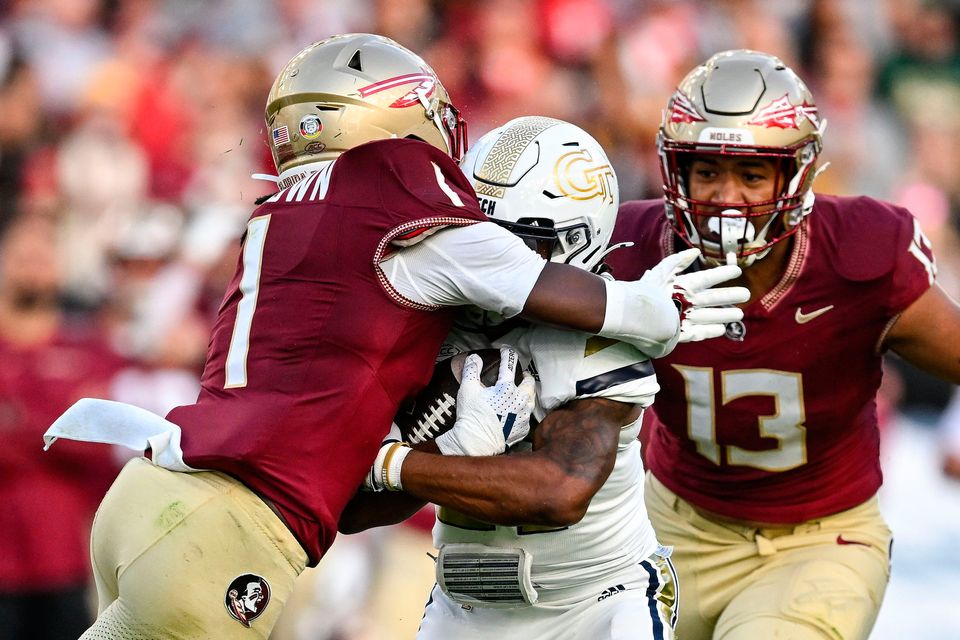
[658, 49, 826, 267]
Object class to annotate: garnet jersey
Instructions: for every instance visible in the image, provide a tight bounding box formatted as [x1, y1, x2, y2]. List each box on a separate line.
[607, 195, 935, 523]
[432, 321, 662, 592]
[166, 139, 486, 564]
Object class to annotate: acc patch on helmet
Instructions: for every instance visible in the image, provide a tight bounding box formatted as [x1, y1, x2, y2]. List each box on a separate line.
[224, 574, 271, 628]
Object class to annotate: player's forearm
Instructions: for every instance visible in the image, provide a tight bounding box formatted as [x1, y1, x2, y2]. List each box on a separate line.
[338, 491, 427, 534]
[400, 451, 592, 526]
[521, 262, 606, 332]
[522, 263, 680, 357]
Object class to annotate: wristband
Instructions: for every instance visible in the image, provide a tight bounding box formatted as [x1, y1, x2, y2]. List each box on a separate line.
[600, 278, 627, 337]
[598, 278, 680, 359]
[380, 442, 412, 491]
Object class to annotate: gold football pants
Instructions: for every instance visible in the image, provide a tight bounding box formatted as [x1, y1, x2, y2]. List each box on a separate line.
[645, 472, 891, 640]
[81, 457, 308, 639]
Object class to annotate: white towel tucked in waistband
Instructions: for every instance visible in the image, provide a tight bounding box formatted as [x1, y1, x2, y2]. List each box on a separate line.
[44, 398, 198, 472]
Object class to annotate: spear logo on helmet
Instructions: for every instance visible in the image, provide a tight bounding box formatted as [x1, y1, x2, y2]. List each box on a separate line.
[359, 72, 437, 108]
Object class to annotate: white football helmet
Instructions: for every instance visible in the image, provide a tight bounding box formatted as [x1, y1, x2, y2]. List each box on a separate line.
[461, 116, 619, 273]
[658, 50, 825, 266]
[265, 33, 467, 182]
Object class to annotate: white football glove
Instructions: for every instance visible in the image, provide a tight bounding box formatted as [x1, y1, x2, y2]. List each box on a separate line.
[602, 249, 706, 358]
[672, 257, 750, 343]
[436, 346, 535, 457]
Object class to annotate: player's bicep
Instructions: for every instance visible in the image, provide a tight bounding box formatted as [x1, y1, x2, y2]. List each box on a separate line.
[532, 398, 634, 487]
[885, 283, 960, 383]
[384, 222, 546, 313]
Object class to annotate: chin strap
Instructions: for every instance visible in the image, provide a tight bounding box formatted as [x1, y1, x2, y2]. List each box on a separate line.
[592, 241, 634, 269]
[250, 173, 279, 183]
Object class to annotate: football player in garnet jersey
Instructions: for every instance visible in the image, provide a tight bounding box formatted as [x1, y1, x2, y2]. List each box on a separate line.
[337, 118, 748, 640]
[606, 49, 960, 640]
[43, 35, 746, 639]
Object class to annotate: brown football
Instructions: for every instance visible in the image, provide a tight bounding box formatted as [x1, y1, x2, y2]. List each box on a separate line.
[394, 349, 520, 448]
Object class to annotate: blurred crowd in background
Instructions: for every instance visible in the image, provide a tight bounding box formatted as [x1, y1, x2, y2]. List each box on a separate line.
[2, 0, 960, 639]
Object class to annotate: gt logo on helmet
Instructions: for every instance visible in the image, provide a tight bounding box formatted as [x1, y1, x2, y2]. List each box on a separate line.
[554, 150, 615, 202]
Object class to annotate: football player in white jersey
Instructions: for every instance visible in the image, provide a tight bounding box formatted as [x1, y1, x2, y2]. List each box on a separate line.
[340, 117, 749, 640]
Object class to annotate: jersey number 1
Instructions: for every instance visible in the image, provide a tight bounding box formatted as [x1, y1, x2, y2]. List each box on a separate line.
[225, 215, 271, 388]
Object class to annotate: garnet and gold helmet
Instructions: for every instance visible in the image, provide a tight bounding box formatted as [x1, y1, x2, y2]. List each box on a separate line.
[265, 33, 467, 182]
[658, 50, 825, 266]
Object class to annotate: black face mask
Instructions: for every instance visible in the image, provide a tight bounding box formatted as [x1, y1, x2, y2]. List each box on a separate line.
[491, 217, 560, 261]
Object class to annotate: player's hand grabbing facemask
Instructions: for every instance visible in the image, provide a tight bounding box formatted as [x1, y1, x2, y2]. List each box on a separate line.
[670, 250, 750, 342]
[436, 346, 535, 457]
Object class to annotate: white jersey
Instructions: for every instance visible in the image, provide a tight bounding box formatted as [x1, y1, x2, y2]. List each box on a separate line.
[432, 319, 662, 597]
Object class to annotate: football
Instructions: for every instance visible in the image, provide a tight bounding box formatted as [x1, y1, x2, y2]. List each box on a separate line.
[394, 349, 521, 448]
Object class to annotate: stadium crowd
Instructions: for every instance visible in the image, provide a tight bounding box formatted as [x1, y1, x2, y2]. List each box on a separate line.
[2, 0, 959, 638]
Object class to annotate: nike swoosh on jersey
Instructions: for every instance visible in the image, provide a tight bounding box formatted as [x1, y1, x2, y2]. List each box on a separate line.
[795, 305, 835, 324]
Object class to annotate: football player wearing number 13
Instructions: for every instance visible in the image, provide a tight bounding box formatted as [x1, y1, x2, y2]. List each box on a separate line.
[40, 35, 745, 639]
[606, 50, 960, 640]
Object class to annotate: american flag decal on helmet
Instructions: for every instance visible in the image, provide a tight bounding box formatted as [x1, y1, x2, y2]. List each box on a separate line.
[747, 94, 819, 129]
[272, 125, 290, 145]
[668, 91, 706, 124]
[359, 73, 437, 108]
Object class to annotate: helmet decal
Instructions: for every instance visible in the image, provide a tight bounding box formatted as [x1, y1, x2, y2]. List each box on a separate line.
[358, 72, 437, 108]
[554, 150, 615, 202]
[747, 94, 820, 130]
[298, 115, 323, 139]
[474, 116, 561, 199]
[667, 91, 706, 124]
[271, 126, 290, 145]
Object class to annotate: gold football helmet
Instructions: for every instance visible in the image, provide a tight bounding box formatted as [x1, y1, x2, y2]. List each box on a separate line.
[658, 50, 825, 266]
[264, 33, 467, 178]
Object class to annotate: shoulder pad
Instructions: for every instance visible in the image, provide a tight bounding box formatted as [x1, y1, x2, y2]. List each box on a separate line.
[812, 195, 914, 282]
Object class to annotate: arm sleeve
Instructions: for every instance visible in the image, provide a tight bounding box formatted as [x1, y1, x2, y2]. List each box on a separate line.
[380, 221, 547, 317]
